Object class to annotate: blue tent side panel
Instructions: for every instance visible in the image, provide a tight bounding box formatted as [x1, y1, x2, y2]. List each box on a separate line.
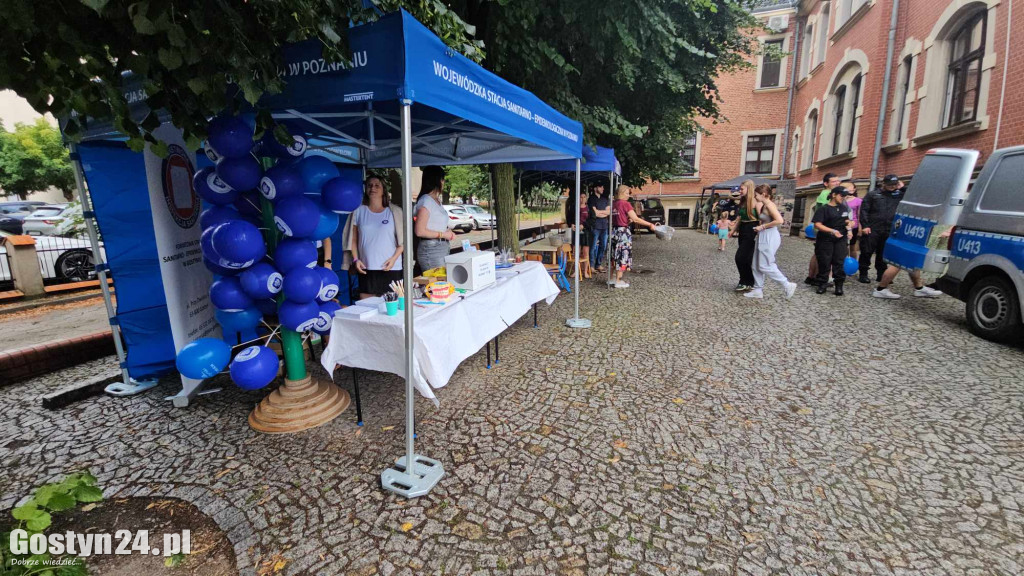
[78, 142, 177, 379]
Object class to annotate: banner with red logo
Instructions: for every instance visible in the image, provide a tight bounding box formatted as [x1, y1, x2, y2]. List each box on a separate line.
[144, 123, 221, 403]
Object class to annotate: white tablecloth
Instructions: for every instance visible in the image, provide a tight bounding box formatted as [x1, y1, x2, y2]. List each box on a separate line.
[321, 261, 559, 404]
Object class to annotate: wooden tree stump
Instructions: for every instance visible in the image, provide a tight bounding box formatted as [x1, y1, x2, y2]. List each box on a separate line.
[248, 373, 349, 434]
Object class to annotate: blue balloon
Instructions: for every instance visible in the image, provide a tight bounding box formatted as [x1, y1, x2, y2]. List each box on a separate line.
[216, 307, 263, 333]
[234, 190, 264, 219]
[200, 226, 221, 261]
[311, 207, 340, 240]
[297, 155, 340, 194]
[321, 176, 363, 214]
[240, 261, 283, 300]
[176, 338, 231, 379]
[283, 267, 322, 303]
[709, 224, 719, 234]
[229, 345, 279, 390]
[194, 166, 239, 206]
[259, 164, 304, 201]
[274, 238, 318, 273]
[203, 142, 223, 165]
[204, 257, 239, 276]
[315, 267, 340, 302]
[254, 298, 279, 316]
[207, 115, 254, 159]
[274, 196, 320, 238]
[216, 155, 262, 192]
[313, 301, 342, 334]
[200, 205, 240, 231]
[259, 131, 308, 159]
[212, 220, 266, 267]
[805, 224, 817, 239]
[279, 300, 320, 332]
[210, 277, 254, 311]
[843, 256, 859, 276]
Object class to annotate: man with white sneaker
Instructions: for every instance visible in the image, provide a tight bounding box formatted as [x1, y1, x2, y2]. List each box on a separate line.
[872, 264, 943, 299]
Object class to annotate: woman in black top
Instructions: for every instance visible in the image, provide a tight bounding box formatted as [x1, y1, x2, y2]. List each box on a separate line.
[811, 186, 853, 295]
[729, 180, 759, 291]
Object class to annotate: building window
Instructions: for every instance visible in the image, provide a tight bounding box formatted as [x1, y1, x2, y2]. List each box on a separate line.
[891, 55, 914, 143]
[836, 0, 867, 30]
[817, 3, 830, 66]
[800, 23, 814, 78]
[744, 134, 776, 175]
[944, 11, 986, 128]
[790, 132, 800, 175]
[803, 110, 818, 169]
[679, 133, 698, 176]
[847, 73, 862, 151]
[831, 85, 846, 155]
[759, 39, 784, 88]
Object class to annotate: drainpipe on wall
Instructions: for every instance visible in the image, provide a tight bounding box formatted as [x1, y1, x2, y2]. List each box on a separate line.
[780, 17, 801, 181]
[869, 0, 901, 191]
[993, 0, 1013, 149]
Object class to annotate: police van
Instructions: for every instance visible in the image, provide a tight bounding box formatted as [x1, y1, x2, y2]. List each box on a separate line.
[884, 146, 1023, 342]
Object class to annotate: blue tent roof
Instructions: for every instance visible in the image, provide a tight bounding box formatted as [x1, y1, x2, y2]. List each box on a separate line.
[78, 10, 583, 168]
[514, 146, 620, 176]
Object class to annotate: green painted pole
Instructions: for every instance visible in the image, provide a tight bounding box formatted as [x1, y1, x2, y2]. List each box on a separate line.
[259, 168, 308, 382]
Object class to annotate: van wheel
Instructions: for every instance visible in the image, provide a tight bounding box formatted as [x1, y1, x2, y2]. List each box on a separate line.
[966, 276, 1022, 342]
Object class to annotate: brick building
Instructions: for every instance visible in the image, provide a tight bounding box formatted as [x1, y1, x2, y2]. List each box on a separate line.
[638, 0, 1023, 234]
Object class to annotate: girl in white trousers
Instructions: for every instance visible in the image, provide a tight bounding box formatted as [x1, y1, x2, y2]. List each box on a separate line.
[745, 185, 797, 300]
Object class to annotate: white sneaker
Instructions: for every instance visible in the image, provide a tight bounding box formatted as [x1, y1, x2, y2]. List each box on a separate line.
[827, 278, 835, 286]
[783, 282, 797, 300]
[743, 289, 764, 299]
[914, 286, 943, 298]
[872, 288, 901, 299]
[614, 281, 630, 288]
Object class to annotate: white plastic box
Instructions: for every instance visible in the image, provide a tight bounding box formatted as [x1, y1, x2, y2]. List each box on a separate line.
[445, 251, 496, 291]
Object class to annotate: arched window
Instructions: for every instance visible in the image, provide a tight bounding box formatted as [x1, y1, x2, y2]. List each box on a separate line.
[944, 11, 986, 127]
[825, 61, 864, 158]
[803, 109, 818, 169]
[848, 73, 862, 151]
[817, 3, 830, 65]
[891, 55, 914, 142]
[800, 23, 814, 78]
[831, 85, 846, 156]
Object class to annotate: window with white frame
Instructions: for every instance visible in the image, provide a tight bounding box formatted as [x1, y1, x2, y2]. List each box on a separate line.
[825, 64, 863, 158]
[802, 110, 818, 169]
[944, 11, 986, 127]
[800, 23, 814, 78]
[816, 3, 830, 67]
[836, 0, 868, 30]
[848, 73, 862, 151]
[744, 134, 777, 175]
[679, 133, 698, 176]
[790, 131, 801, 175]
[759, 39, 785, 88]
[890, 55, 914, 143]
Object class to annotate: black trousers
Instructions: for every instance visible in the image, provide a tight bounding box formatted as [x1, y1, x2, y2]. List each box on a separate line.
[858, 231, 888, 278]
[735, 221, 757, 286]
[815, 236, 848, 284]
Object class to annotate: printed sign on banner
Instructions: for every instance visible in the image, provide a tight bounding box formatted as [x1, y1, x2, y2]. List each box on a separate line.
[144, 124, 221, 405]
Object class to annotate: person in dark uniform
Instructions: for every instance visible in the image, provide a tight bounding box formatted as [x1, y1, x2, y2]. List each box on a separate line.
[811, 186, 853, 296]
[857, 174, 906, 283]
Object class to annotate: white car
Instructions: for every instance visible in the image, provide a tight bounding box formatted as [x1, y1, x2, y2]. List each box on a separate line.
[0, 230, 100, 283]
[22, 204, 80, 236]
[443, 205, 475, 234]
[461, 204, 495, 229]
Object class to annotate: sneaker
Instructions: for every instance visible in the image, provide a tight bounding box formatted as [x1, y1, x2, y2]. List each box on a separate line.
[614, 281, 630, 289]
[872, 288, 901, 299]
[914, 286, 943, 298]
[743, 289, 764, 299]
[783, 282, 797, 300]
[734, 284, 749, 292]
[857, 275, 871, 284]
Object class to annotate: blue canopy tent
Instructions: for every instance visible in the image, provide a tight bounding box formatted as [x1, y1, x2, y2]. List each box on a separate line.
[513, 147, 623, 327]
[67, 9, 583, 498]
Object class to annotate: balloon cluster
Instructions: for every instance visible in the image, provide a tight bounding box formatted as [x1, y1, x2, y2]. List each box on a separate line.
[175, 114, 362, 391]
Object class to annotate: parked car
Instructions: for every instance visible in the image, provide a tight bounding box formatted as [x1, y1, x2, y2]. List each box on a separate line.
[0, 230, 99, 282]
[0, 201, 48, 218]
[0, 214, 23, 234]
[443, 204, 475, 233]
[461, 204, 495, 229]
[923, 146, 1024, 343]
[629, 198, 665, 233]
[22, 204, 81, 236]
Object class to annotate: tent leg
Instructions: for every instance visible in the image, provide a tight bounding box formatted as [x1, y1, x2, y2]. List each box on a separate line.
[67, 143, 158, 397]
[381, 100, 443, 498]
[489, 171, 495, 249]
[566, 158, 590, 329]
[607, 171, 615, 288]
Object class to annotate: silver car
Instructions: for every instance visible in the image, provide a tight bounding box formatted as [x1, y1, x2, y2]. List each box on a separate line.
[22, 204, 80, 236]
[461, 205, 495, 229]
[443, 205, 475, 234]
[0, 230, 100, 282]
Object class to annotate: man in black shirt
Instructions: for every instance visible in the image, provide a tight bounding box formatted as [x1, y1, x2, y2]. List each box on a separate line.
[858, 174, 906, 282]
[587, 184, 611, 272]
[811, 186, 853, 296]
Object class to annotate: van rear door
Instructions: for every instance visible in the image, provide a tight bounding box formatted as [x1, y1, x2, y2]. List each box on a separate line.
[883, 148, 979, 273]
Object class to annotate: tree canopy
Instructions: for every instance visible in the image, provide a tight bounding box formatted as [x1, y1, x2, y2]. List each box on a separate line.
[448, 0, 756, 186]
[0, 0, 481, 152]
[0, 119, 74, 200]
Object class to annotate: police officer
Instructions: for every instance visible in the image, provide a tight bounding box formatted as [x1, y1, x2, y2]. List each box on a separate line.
[857, 174, 906, 283]
[811, 186, 853, 296]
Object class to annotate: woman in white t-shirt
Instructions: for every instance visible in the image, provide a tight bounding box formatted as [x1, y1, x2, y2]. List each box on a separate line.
[349, 175, 405, 299]
[414, 166, 455, 271]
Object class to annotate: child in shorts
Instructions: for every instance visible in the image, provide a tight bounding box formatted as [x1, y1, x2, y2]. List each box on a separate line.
[716, 213, 730, 251]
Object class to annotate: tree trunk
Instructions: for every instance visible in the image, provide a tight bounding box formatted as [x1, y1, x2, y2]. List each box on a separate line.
[491, 163, 517, 254]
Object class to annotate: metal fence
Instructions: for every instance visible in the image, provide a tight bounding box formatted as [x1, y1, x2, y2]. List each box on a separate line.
[0, 247, 12, 291]
[32, 232, 100, 285]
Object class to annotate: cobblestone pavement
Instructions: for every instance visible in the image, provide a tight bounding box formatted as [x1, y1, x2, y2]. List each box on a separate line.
[2, 230, 1022, 576]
